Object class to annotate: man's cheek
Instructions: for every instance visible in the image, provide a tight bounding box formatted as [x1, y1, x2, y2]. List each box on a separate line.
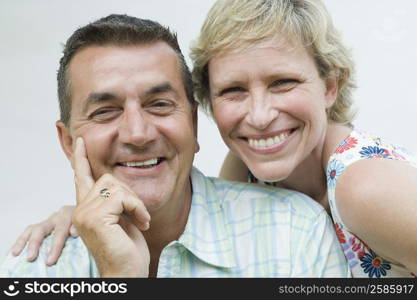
[83, 136, 109, 179]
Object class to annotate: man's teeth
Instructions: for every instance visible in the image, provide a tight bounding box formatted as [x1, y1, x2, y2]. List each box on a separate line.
[248, 131, 291, 149]
[121, 158, 159, 168]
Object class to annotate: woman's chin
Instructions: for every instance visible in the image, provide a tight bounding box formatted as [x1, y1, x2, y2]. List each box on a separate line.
[249, 165, 290, 183]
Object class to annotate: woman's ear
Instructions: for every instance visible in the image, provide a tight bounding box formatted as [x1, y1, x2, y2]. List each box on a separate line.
[324, 76, 338, 108]
[192, 103, 200, 154]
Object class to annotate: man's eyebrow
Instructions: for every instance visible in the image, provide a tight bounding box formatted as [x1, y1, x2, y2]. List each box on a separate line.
[145, 82, 178, 97]
[82, 92, 118, 114]
[81, 83, 179, 113]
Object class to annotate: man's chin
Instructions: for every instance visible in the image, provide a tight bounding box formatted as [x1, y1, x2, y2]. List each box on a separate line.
[134, 190, 167, 212]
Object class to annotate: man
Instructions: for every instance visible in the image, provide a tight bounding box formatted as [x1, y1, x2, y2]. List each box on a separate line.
[0, 14, 349, 277]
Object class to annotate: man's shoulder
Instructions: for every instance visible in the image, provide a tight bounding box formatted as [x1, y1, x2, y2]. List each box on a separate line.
[0, 235, 97, 278]
[199, 172, 325, 219]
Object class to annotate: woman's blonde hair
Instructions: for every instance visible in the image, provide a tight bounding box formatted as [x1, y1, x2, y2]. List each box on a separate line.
[190, 0, 356, 124]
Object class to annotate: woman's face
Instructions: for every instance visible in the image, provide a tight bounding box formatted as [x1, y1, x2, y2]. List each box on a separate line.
[208, 37, 337, 181]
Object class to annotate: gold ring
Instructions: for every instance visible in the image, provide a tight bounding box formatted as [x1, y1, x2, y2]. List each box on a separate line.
[100, 188, 111, 199]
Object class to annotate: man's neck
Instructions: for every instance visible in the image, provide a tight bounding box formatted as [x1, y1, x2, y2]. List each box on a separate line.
[142, 177, 193, 277]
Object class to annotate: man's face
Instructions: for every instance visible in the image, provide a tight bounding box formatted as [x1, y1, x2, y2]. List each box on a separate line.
[57, 42, 199, 212]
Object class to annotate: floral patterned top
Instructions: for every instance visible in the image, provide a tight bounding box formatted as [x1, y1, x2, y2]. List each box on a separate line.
[327, 128, 417, 278]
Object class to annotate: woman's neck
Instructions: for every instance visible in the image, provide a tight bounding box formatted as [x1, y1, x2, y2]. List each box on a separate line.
[276, 124, 352, 210]
[277, 143, 329, 209]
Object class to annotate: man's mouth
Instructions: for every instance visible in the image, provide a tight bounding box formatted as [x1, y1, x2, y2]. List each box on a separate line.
[117, 157, 165, 168]
[246, 128, 296, 150]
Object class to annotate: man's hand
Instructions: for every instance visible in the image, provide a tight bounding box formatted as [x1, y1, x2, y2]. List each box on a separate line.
[72, 137, 151, 277]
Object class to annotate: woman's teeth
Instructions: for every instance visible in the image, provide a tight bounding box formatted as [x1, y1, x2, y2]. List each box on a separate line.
[248, 131, 290, 149]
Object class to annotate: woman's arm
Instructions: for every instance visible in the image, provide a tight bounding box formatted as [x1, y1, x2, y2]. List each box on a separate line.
[219, 151, 249, 182]
[336, 158, 417, 273]
[11, 205, 77, 265]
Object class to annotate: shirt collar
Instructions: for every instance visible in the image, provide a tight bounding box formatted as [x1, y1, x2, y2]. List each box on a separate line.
[177, 167, 237, 268]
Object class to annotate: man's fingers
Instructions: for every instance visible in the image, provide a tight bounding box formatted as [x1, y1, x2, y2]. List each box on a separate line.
[103, 178, 150, 230]
[73, 137, 95, 202]
[90, 186, 151, 231]
[122, 193, 151, 231]
[126, 214, 150, 231]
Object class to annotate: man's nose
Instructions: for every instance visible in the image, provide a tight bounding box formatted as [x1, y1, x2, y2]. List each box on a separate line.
[118, 105, 156, 146]
[244, 90, 279, 130]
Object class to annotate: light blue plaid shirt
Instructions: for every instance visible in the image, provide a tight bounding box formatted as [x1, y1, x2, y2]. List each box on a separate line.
[1, 168, 349, 277]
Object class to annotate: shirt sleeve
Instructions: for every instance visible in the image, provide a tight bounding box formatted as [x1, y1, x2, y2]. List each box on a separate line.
[0, 236, 98, 278]
[290, 209, 351, 277]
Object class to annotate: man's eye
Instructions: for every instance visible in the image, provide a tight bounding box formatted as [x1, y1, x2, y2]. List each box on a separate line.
[151, 100, 172, 107]
[147, 100, 176, 114]
[89, 108, 119, 119]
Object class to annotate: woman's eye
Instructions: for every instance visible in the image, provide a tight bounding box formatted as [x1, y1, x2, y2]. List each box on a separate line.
[270, 79, 298, 90]
[219, 86, 245, 97]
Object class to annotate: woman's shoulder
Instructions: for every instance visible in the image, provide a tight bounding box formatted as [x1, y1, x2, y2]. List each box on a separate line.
[330, 128, 417, 165]
[327, 129, 417, 277]
[327, 128, 417, 191]
[328, 127, 417, 209]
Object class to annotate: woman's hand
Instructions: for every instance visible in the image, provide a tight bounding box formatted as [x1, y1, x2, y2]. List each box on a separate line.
[11, 205, 77, 266]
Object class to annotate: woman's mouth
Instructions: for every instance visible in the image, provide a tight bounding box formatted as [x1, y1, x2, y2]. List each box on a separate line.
[245, 128, 296, 150]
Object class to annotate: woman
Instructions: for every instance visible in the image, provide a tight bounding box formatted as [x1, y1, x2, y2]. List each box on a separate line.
[11, 0, 417, 277]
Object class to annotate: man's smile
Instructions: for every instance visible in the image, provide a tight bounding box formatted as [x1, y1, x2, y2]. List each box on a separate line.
[117, 158, 165, 168]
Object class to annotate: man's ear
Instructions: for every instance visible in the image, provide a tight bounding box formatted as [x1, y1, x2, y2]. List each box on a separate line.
[192, 103, 200, 154]
[324, 76, 338, 108]
[56, 120, 74, 161]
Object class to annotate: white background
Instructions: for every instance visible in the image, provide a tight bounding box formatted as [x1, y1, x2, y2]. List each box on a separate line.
[1, 0, 416, 259]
